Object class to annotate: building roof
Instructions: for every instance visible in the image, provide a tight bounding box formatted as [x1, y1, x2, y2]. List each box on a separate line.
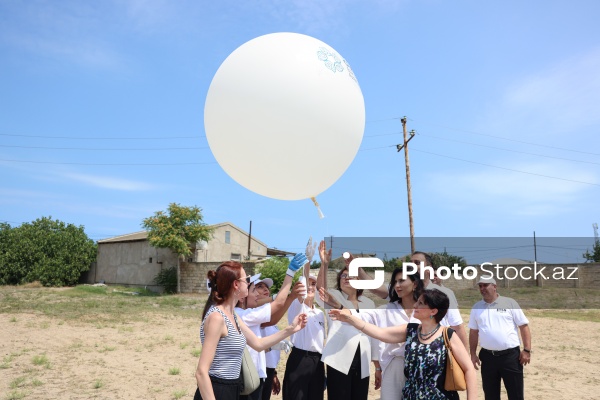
[267, 248, 296, 257]
[97, 222, 270, 250]
[97, 231, 148, 243]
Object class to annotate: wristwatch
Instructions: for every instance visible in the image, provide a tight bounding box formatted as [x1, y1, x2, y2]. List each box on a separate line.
[375, 367, 382, 371]
[523, 348, 532, 354]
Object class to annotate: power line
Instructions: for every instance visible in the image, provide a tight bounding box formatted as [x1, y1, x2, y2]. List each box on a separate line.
[0, 144, 210, 151]
[0, 158, 217, 166]
[416, 132, 600, 166]
[406, 118, 600, 156]
[410, 148, 600, 187]
[0, 133, 204, 140]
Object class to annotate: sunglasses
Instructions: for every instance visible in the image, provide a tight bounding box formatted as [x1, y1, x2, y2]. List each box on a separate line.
[340, 274, 358, 280]
[238, 276, 251, 284]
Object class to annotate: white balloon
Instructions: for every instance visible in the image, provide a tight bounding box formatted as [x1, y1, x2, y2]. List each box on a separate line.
[204, 32, 365, 201]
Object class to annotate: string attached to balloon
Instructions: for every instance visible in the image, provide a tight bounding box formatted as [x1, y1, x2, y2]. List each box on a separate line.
[311, 197, 325, 219]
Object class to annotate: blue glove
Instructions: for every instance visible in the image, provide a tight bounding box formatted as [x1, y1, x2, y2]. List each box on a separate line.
[286, 253, 308, 277]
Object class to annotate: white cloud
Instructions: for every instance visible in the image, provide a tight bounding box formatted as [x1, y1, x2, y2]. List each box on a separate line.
[429, 161, 597, 217]
[501, 48, 600, 134]
[0, 1, 123, 69]
[62, 172, 155, 191]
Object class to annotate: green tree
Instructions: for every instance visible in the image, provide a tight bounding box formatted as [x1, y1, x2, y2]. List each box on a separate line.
[256, 257, 289, 294]
[383, 257, 405, 273]
[431, 250, 467, 269]
[0, 217, 96, 286]
[141, 203, 213, 293]
[256, 257, 308, 294]
[583, 240, 600, 262]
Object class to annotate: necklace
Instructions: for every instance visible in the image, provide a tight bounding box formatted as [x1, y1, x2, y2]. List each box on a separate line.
[418, 323, 441, 340]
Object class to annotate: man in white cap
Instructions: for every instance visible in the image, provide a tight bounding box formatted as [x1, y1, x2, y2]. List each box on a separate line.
[236, 253, 308, 400]
[469, 276, 532, 400]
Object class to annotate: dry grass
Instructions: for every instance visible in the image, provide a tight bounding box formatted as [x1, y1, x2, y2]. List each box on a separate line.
[1, 284, 599, 399]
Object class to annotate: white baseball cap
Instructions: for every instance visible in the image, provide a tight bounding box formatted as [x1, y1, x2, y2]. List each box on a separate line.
[255, 277, 273, 288]
[477, 276, 497, 285]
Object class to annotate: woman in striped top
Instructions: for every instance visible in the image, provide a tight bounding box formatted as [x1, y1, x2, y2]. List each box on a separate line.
[194, 261, 307, 400]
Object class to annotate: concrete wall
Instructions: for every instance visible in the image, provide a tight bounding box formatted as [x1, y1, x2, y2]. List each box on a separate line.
[90, 240, 178, 291]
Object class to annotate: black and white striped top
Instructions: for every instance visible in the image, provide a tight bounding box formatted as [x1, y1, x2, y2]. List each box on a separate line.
[200, 306, 246, 379]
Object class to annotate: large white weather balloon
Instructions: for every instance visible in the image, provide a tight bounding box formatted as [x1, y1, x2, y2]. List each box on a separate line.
[204, 32, 365, 202]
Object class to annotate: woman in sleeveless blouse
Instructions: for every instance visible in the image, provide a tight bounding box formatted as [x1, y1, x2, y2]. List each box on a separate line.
[329, 289, 478, 400]
[194, 261, 307, 400]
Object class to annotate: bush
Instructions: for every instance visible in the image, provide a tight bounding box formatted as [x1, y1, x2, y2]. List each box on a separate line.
[153, 267, 177, 294]
[0, 218, 96, 286]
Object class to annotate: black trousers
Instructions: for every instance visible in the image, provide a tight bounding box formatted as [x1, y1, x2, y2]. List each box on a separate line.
[480, 347, 524, 400]
[282, 347, 325, 400]
[326, 346, 369, 400]
[262, 368, 276, 400]
[240, 378, 265, 400]
[194, 375, 242, 400]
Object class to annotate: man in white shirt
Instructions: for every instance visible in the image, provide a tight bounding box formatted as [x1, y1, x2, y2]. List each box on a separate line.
[469, 277, 532, 400]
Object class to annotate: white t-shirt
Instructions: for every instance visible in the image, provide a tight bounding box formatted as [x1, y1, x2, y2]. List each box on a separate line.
[468, 295, 529, 351]
[261, 325, 281, 369]
[235, 304, 271, 378]
[426, 282, 463, 327]
[287, 298, 325, 354]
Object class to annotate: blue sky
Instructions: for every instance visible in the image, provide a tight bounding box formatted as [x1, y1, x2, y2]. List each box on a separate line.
[1, 1, 598, 261]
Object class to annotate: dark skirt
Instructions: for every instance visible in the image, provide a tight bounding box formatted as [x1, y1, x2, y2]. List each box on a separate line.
[194, 375, 242, 400]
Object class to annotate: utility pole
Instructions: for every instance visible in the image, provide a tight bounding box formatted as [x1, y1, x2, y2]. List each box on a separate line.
[533, 231, 537, 262]
[397, 117, 416, 253]
[247, 220, 252, 260]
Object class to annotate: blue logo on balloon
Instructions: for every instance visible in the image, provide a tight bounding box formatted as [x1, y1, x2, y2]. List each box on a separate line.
[317, 47, 344, 73]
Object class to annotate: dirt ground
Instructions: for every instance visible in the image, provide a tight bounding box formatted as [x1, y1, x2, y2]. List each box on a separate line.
[1, 311, 599, 400]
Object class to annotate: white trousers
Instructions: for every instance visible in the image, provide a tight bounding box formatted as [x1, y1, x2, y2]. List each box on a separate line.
[380, 357, 405, 400]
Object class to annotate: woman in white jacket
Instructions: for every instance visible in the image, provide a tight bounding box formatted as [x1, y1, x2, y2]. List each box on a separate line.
[315, 241, 376, 400]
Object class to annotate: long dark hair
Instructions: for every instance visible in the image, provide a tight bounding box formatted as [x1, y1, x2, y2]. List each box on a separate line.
[201, 261, 244, 319]
[388, 267, 424, 304]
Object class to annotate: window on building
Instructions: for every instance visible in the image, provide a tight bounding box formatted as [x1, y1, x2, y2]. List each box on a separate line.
[149, 257, 153, 263]
[225, 230, 231, 244]
[231, 253, 241, 261]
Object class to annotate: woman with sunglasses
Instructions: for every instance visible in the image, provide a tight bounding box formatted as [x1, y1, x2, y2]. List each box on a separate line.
[315, 241, 376, 400]
[328, 289, 477, 400]
[194, 261, 307, 400]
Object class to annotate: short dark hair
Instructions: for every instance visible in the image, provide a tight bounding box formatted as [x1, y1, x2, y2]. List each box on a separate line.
[412, 251, 436, 269]
[421, 288, 449, 323]
[336, 268, 364, 297]
[388, 268, 424, 304]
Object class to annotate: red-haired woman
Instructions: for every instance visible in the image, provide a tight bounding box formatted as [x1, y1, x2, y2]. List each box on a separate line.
[194, 261, 307, 400]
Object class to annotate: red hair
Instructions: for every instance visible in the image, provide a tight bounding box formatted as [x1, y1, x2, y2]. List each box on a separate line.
[202, 261, 243, 319]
